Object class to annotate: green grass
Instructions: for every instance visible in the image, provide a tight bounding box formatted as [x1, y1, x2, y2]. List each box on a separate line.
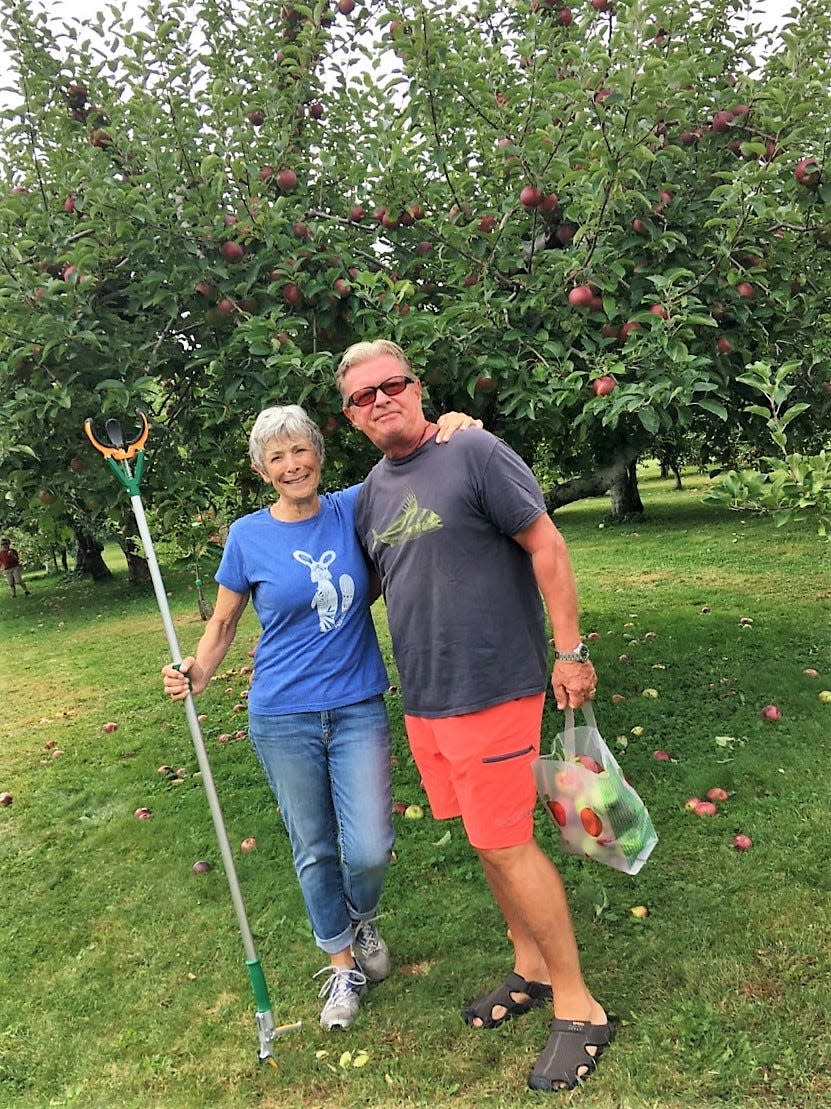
[2, 469, 830, 1108]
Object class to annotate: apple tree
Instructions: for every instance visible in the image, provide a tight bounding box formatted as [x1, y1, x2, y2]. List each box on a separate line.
[1, 0, 830, 556]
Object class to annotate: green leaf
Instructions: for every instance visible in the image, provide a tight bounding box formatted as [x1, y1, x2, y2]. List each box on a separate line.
[693, 398, 728, 420]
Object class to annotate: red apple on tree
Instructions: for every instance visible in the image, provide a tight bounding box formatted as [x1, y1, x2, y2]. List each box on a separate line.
[276, 167, 298, 192]
[520, 184, 543, 209]
[794, 157, 820, 188]
[736, 282, 754, 299]
[592, 374, 617, 396]
[568, 284, 596, 309]
[220, 240, 245, 263]
[711, 109, 734, 132]
[716, 336, 732, 355]
[247, 109, 265, 126]
[282, 282, 302, 307]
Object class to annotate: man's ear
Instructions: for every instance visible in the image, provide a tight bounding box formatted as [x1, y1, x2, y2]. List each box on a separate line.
[342, 403, 357, 426]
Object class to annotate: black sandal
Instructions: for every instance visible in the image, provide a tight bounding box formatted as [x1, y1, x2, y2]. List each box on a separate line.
[528, 1017, 614, 1091]
[462, 971, 553, 1029]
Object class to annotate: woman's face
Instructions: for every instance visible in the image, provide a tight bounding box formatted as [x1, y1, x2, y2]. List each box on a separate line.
[256, 435, 322, 505]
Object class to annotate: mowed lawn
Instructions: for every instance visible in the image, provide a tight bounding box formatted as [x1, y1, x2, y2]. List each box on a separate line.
[1, 468, 830, 1109]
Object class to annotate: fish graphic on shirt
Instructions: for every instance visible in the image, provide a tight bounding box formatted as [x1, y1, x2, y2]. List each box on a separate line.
[370, 492, 442, 552]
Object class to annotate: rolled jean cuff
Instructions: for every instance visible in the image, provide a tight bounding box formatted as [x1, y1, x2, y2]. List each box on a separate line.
[315, 922, 356, 956]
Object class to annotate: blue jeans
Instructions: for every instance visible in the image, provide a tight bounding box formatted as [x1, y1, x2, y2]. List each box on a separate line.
[248, 696, 394, 955]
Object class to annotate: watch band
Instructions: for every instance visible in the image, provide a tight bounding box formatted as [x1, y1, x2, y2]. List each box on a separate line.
[553, 641, 590, 662]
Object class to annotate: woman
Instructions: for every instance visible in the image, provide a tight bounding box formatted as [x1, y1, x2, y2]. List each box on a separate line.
[162, 404, 476, 1031]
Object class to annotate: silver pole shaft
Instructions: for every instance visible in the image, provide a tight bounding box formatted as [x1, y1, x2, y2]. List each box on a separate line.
[129, 492, 258, 964]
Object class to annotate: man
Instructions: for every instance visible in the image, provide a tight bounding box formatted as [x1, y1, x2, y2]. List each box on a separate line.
[0, 538, 31, 598]
[337, 339, 611, 1093]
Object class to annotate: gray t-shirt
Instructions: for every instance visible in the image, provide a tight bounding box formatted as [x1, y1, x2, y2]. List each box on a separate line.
[355, 428, 548, 717]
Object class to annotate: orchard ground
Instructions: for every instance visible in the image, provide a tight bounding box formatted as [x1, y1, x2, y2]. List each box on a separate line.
[1, 468, 830, 1109]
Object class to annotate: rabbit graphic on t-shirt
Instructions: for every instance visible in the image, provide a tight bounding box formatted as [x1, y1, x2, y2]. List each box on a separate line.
[293, 549, 355, 631]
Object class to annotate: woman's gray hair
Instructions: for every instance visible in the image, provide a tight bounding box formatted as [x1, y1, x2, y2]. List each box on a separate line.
[248, 405, 325, 470]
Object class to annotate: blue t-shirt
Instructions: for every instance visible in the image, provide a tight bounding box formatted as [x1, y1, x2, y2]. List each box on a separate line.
[216, 486, 389, 715]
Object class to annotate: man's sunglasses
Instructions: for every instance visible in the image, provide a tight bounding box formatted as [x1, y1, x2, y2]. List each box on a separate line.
[345, 375, 417, 408]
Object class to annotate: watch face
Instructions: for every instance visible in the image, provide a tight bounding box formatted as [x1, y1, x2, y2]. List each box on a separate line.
[578, 644, 590, 661]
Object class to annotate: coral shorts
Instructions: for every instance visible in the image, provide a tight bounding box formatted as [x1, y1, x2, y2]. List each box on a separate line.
[404, 693, 545, 850]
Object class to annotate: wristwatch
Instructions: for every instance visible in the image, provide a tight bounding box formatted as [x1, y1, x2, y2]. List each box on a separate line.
[553, 642, 590, 663]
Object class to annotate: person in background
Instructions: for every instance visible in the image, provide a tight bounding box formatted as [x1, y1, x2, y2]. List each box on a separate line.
[338, 340, 611, 1092]
[0, 538, 31, 598]
[162, 403, 478, 1031]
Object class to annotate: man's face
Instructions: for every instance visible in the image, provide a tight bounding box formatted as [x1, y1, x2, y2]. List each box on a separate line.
[341, 354, 424, 454]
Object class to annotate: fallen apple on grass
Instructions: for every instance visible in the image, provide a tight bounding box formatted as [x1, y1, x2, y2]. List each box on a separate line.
[803, 668, 819, 678]
[629, 905, 649, 919]
[630, 726, 645, 737]
[706, 787, 729, 802]
[102, 721, 119, 733]
[404, 804, 424, 820]
[0, 791, 13, 807]
[652, 749, 671, 761]
[392, 801, 408, 816]
[684, 796, 701, 812]
[694, 800, 718, 817]
[819, 691, 831, 704]
[134, 807, 152, 821]
[760, 704, 781, 721]
[732, 834, 752, 851]
[191, 860, 212, 874]
[240, 837, 257, 852]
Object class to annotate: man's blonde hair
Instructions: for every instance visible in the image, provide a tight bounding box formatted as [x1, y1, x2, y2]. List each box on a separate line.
[335, 340, 415, 397]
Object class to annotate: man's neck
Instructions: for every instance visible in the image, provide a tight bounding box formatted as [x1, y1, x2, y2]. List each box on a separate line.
[384, 421, 436, 460]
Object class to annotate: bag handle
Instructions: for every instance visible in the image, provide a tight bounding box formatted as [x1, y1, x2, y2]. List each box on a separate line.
[560, 701, 598, 759]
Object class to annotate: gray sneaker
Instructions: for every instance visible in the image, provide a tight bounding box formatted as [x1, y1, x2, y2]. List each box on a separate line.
[352, 919, 391, 983]
[316, 965, 367, 1031]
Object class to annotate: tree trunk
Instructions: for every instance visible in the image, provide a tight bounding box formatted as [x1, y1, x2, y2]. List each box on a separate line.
[544, 441, 644, 521]
[118, 537, 151, 585]
[74, 529, 112, 580]
[609, 459, 645, 519]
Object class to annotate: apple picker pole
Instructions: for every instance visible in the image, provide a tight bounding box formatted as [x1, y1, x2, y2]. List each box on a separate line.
[83, 412, 301, 1068]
